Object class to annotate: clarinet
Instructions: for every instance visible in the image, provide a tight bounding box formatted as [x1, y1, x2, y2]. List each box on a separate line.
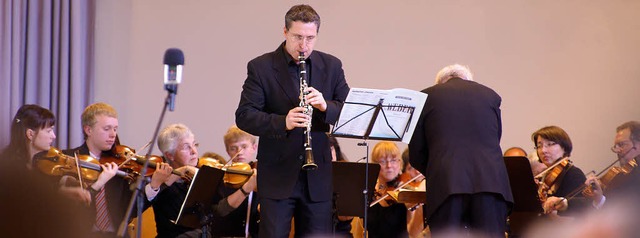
[299, 52, 317, 170]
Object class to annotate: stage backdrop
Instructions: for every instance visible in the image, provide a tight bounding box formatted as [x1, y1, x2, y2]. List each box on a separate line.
[94, 0, 640, 173]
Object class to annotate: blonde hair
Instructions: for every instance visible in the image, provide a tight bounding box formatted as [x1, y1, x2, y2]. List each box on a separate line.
[435, 64, 474, 84]
[371, 141, 400, 164]
[81, 102, 117, 139]
[223, 125, 257, 149]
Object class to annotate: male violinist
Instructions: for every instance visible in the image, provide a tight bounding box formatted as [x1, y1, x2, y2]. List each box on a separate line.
[553, 121, 640, 211]
[62, 102, 173, 236]
[210, 125, 260, 237]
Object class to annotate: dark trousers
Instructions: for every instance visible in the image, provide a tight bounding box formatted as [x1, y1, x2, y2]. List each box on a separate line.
[429, 193, 508, 238]
[259, 173, 332, 238]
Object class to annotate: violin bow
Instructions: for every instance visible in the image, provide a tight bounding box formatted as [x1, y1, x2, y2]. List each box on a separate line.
[73, 151, 85, 190]
[560, 157, 622, 203]
[223, 148, 245, 168]
[534, 157, 569, 179]
[370, 173, 425, 207]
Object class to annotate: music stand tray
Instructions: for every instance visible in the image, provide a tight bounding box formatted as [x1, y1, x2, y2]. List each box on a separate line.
[332, 161, 380, 217]
[174, 165, 225, 229]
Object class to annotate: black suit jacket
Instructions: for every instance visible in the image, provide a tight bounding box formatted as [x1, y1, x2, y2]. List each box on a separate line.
[236, 42, 349, 201]
[409, 78, 514, 221]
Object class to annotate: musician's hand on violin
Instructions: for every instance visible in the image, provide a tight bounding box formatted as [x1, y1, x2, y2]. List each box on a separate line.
[167, 166, 197, 186]
[242, 169, 258, 193]
[91, 162, 118, 190]
[543, 196, 568, 214]
[58, 185, 92, 206]
[285, 107, 309, 130]
[149, 162, 172, 190]
[305, 87, 327, 112]
[583, 175, 604, 204]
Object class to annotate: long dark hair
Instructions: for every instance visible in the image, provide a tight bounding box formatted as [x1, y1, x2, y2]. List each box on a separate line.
[1, 105, 56, 165]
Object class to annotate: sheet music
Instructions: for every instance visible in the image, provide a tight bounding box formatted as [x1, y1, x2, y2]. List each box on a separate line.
[333, 88, 427, 143]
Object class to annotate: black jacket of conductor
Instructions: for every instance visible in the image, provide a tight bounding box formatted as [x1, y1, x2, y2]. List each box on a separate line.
[409, 77, 514, 221]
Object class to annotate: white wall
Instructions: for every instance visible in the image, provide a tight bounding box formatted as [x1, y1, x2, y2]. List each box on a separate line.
[94, 0, 640, 172]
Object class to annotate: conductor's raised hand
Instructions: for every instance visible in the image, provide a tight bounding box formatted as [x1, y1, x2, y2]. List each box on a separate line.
[286, 107, 310, 130]
[305, 87, 327, 112]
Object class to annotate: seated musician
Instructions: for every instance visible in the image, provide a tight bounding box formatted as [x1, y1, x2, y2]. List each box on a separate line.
[210, 125, 260, 237]
[504, 146, 528, 157]
[532, 126, 589, 217]
[153, 123, 257, 238]
[400, 148, 427, 237]
[61, 102, 173, 236]
[0, 104, 92, 237]
[368, 141, 423, 238]
[558, 121, 640, 211]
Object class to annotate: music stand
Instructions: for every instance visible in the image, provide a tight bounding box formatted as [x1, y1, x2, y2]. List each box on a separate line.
[331, 89, 425, 237]
[174, 166, 225, 238]
[332, 162, 380, 217]
[503, 156, 544, 236]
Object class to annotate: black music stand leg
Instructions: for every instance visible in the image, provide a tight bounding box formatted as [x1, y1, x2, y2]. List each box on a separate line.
[357, 140, 370, 238]
[117, 92, 172, 238]
[196, 203, 214, 238]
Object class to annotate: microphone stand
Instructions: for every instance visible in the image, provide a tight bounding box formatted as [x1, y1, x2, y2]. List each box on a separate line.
[117, 91, 174, 237]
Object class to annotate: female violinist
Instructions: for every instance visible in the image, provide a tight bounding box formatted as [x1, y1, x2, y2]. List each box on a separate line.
[0, 105, 57, 171]
[368, 141, 424, 238]
[532, 126, 588, 217]
[0, 104, 93, 204]
[153, 124, 257, 238]
[0, 104, 94, 237]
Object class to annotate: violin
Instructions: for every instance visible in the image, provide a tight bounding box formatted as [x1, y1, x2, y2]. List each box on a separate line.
[198, 157, 253, 189]
[96, 145, 169, 177]
[399, 172, 424, 189]
[106, 144, 192, 180]
[34, 147, 133, 183]
[536, 157, 571, 202]
[582, 158, 638, 197]
[370, 174, 424, 207]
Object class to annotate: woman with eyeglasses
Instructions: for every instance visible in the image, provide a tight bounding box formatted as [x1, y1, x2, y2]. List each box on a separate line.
[532, 125, 588, 217]
[366, 141, 424, 238]
[153, 123, 257, 238]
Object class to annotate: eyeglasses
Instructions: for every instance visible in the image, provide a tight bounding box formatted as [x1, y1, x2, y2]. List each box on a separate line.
[611, 140, 632, 153]
[288, 33, 316, 44]
[178, 142, 199, 152]
[377, 158, 400, 165]
[535, 141, 558, 150]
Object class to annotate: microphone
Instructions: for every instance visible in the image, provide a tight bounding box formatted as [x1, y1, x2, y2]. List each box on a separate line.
[163, 48, 184, 111]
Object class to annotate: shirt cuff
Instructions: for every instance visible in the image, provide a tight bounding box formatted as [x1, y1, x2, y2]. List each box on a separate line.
[145, 184, 160, 201]
[593, 195, 606, 209]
